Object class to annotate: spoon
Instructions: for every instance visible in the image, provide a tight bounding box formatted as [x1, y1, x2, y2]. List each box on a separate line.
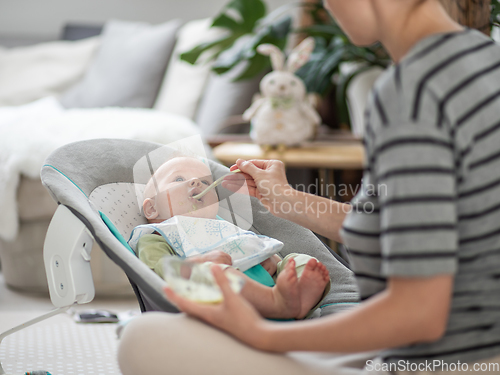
[192, 169, 241, 200]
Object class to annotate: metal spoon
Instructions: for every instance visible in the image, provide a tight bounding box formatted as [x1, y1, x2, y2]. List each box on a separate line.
[192, 169, 241, 200]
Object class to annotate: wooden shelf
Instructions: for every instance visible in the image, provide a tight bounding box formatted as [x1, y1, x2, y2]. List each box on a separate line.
[213, 141, 365, 169]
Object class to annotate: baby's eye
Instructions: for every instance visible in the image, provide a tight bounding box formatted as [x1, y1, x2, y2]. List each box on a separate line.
[290, 80, 296, 86]
[174, 176, 185, 182]
[269, 79, 275, 84]
[202, 180, 210, 185]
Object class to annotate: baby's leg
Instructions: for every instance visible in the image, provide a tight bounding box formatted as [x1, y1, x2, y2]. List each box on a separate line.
[296, 258, 330, 318]
[223, 253, 330, 319]
[225, 266, 301, 319]
[276, 254, 330, 319]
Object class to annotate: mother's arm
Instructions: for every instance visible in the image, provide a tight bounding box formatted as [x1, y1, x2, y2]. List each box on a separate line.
[165, 266, 453, 354]
[259, 275, 453, 353]
[223, 159, 349, 243]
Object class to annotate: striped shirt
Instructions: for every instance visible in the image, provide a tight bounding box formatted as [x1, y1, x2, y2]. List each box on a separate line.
[341, 29, 500, 365]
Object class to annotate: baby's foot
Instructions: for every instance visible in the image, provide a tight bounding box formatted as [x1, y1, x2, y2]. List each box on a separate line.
[297, 258, 330, 319]
[273, 259, 301, 319]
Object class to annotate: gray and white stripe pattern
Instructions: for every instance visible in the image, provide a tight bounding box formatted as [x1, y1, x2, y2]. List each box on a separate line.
[341, 29, 500, 365]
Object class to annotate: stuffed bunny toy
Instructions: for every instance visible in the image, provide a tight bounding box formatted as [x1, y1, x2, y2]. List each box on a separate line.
[243, 37, 321, 149]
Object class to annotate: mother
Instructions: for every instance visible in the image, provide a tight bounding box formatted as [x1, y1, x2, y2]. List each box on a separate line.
[118, 0, 500, 373]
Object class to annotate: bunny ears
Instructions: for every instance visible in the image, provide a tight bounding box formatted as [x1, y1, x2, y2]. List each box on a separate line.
[256, 37, 315, 73]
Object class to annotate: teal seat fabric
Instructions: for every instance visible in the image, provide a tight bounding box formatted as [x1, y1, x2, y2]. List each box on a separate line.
[99, 211, 135, 255]
[243, 265, 275, 287]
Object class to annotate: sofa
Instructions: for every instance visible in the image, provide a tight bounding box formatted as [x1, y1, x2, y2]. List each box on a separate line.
[0, 18, 262, 295]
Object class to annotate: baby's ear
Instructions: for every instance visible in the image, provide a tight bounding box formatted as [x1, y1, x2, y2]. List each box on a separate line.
[143, 198, 158, 220]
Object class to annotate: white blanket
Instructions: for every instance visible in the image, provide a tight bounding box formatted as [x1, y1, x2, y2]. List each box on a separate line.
[0, 97, 201, 241]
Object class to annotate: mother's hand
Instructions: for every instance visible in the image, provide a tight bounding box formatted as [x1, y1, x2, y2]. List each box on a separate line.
[223, 158, 348, 242]
[222, 159, 295, 217]
[164, 265, 269, 349]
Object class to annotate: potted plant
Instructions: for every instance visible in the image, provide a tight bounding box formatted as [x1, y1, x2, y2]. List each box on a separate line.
[181, 0, 500, 131]
[180, 0, 392, 133]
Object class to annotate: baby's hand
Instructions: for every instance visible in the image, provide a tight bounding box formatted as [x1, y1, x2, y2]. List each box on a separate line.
[191, 251, 233, 266]
[260, 255, 281, 276]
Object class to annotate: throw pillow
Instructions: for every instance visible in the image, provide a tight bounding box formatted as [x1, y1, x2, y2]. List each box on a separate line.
[195, 62, 263, 136]
[60, 19, 181, 109]
[153, 18, 225, 119]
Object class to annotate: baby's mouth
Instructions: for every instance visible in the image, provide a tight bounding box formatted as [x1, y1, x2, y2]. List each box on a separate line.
[189, 190, 203, 203]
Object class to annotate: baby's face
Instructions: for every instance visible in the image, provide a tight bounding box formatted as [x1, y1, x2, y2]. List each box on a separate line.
[143, 157, 219, 222]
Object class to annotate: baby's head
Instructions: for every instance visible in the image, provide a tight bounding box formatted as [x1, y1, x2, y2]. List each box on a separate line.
[142, 156, 219, 223]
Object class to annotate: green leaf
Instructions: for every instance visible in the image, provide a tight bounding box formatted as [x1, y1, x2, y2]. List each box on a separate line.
[299, 23, 344, 38]
[212, 65, 233, 75]
[314, 47, 344, 86]
[232, 54, 270, 81]
[179, 35, 235, 65]
[228, 0, 267, 31]
[300, 1, 334, 26]
[329, 36, 345, 49]
[269, 16, 292, 39]
[491, 0, 500, 29]
[312, 36, 327, 50]
[211, 14, 289, 80]
[295, 36, 345, 94]
[212, 14, 241, 31]
[297, 58, 325, 93]
[212, 34, 254, 72]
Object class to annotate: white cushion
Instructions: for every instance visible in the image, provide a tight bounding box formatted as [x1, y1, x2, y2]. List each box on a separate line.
[0, 37, 100, 107]
[154, 18, 226, 119]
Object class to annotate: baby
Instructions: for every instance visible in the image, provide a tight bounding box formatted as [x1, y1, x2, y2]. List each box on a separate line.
[136, 156, 330, 319]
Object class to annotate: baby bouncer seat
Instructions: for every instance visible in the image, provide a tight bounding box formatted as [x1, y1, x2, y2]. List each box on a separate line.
[40, 138, 359, 315]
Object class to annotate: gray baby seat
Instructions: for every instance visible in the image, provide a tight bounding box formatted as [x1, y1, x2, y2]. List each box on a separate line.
[41, 139, 358, 315]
